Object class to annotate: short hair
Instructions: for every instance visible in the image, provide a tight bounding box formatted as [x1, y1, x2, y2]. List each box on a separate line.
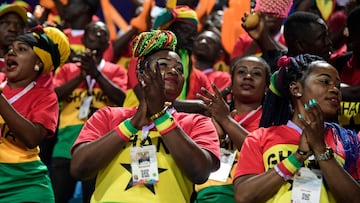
[84, 0, 100, 15]
[347, 6, 360, 34]
[284, 11, 323, 47]
[231, 55, 271, 85]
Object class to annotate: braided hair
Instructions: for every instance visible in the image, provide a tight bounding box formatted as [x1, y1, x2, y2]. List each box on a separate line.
[259, 54, 323, 127]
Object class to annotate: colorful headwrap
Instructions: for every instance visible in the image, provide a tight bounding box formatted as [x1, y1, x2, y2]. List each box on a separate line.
[16, 26, 70, 74]
[132, 30, 177, 69]
[0, 3, 27, 23]
[152, 5, 198, 30]
[254, 0, 293, 18]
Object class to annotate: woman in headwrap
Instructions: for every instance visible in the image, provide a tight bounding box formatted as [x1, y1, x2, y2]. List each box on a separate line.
[124, 5, 212, 112]
[0, 26, 70, 202]
[233, 54, 360, 203]
[70, 30, 220, 203]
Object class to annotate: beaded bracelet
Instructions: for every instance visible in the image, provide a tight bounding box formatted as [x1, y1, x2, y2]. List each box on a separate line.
[150, 105, 169, 121]
[154, 111, 177, 135]
[275, 154, 303, 181]
[115, 119, 138, 142]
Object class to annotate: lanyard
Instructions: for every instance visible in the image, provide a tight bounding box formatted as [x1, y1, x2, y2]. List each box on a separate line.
[141, 107, 175, 139]
[1, 80, 36, 104]
[85, 59, 105, 92]
[237, 106, 262, 125]
[202, 68, 215, 75]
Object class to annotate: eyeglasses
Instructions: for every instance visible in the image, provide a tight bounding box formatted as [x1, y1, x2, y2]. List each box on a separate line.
[0, 20, 25, 30]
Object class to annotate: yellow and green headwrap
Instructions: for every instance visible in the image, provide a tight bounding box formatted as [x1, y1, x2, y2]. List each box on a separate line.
[16, 25, 70, 74]
[152, 5, 198, 30]
[132, 30, 177, 69]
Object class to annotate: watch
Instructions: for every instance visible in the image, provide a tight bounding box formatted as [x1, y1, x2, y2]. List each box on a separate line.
[315, 147, 334, 161]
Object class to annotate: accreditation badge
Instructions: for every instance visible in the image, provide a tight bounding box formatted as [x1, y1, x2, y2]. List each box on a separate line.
[291, 167, 322, 203]
[208, 148, 236, 182]
[130, 145, 159, 186]
[78, 95, 93, 120]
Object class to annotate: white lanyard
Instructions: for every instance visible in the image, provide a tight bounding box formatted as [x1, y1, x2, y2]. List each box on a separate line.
[202, 68, 214, 75]
[85, 59, 105, 92]
[141, 107, 175, 139]
[1, 80, 36, 104]
[237, 106, 262, 124]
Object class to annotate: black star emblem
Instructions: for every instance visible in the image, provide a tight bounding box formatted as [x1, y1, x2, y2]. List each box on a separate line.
[121, 163, 167, 194]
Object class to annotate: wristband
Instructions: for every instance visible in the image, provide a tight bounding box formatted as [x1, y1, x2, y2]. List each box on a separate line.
[275, 154, 303, 180]
[115, 119, 138, 141]
[154, 111, 177, 135]
[274, 164, 292, 181]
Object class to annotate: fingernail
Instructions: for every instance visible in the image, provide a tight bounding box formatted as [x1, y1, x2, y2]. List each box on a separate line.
[309, 99, 313, 106]
[298, 114, 303, 119]
[304, 104, 309, 110]
[312, 99, 317, 104]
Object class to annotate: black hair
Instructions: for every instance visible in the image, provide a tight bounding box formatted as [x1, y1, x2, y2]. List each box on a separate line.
[259, 54, 323, 128]
[228, 55, 271, 111]
[347, 6, 360, 34]
[284, 11, 323, 49]
[84, 0, 100, 15]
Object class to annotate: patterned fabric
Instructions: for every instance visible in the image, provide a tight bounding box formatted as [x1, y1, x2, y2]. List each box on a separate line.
[132, 30, 177, 71]
[16, 26, 70, 73]
[152, 5, 198, 30]
[254, 0, 293, 18]
[132, 30, 177, 58]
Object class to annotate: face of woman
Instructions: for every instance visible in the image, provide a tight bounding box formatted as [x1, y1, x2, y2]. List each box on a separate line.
[231, 57, 268, 104]
[4, 41, 39, 85]
[147, 50, 184, 101]
[300, 62, 341, 119]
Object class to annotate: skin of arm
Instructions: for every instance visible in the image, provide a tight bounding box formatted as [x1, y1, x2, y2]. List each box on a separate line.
[81, 51, 126, 106]
[112, 27, 138, 63]
[198, 84, 249, 149]
[298, 103, 360, 202]
[160, 125, 220, 183]
[71, 54, 220, 183]
[0, 95, 49, 149]
[54, 72, 85, 101]
[140, 59, 220, 184]
[234, 103, 360, 203]
[70, 128, 128, 180]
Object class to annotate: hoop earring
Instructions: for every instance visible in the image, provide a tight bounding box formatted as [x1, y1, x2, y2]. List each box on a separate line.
[34, 64, 40, 71]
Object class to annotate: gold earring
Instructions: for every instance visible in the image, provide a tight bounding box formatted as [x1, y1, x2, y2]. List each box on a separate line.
[34, 64, 40, 71]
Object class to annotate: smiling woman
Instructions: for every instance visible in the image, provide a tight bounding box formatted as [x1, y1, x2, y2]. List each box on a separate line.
[233, 54, 360, 203]
[70, 30, 220, 203]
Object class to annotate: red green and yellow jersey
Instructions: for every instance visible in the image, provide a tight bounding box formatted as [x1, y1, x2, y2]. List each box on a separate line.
[234, 121, 359, 203]
[72, 107, 220, 203]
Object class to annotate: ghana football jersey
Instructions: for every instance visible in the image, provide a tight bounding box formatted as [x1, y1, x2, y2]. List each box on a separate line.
[73, 106, 220, 203]
[234, 121, 360, 203]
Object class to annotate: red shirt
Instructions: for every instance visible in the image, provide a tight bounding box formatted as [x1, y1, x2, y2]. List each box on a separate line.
[340, 56, 360, 85]
[231, 32, 286, 60]
[202, 69, 232, 91]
